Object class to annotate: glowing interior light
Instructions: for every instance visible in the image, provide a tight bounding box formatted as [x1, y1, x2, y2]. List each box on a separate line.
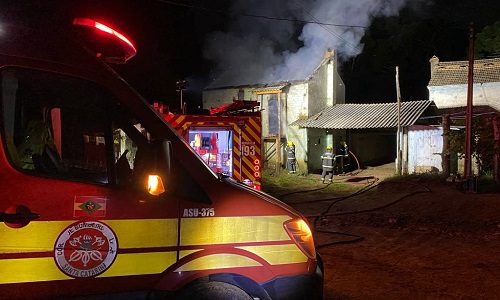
[73, 18, 137, 54]
[147, 174, 165, 196]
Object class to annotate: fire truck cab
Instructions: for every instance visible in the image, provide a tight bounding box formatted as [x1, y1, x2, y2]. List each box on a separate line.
[0, 17, 323, 300]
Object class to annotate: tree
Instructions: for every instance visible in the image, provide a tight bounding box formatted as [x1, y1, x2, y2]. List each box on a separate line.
[475, 21, 500, 58]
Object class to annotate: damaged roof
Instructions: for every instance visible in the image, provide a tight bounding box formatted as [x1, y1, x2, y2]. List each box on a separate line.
[206, 50, 337, 90]
[290, 100, 433, 129]
[429, 56, 500, 86]
[252, 84, 289, 94]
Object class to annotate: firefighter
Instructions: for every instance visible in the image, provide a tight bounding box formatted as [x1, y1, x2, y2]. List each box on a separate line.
[336, 140, 349, 174]
[321, 145, 334, 183]
[286, 141, 297, 173]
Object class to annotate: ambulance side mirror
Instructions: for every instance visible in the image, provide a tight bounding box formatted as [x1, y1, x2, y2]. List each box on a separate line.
[146, 140, 172, 196]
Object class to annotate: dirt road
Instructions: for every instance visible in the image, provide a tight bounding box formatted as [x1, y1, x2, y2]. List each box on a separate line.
[264, 171, 500, 299]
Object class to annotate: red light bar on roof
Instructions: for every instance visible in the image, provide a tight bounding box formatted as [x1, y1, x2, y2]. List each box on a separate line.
[73, 18, 137, 62]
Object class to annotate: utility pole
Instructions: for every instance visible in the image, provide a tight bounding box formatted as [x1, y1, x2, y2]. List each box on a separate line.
[395, 66, 402, 175]
[464, 23, 475, 189]
[176, 79, 187, 114]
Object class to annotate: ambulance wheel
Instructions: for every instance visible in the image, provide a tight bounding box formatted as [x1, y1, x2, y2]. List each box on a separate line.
[175, 281, 253, 300]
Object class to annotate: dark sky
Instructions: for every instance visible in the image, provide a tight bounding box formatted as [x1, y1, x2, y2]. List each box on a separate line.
[2, 0, 499, 110]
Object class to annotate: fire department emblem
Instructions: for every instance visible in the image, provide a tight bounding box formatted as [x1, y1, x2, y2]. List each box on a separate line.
[54, 221, 118, 278]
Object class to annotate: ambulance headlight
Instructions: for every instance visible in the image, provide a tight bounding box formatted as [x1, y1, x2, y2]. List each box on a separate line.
[147, 174, 165, 196]
[284, 218, 316, 259]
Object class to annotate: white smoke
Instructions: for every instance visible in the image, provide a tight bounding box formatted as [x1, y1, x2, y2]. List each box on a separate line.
[204, 0, 416, 88]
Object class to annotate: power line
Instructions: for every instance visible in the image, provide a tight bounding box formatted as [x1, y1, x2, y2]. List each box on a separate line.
[156, 0, 367, 29]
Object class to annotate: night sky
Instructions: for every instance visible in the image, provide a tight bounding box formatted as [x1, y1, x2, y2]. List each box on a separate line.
[2, 0, 499, 110]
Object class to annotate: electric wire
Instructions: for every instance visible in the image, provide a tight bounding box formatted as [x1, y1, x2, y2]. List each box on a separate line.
[290, 0, 363, 52]
[156, 0, 367, 29]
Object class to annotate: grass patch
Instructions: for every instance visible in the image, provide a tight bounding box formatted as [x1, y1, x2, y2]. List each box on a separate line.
[262, 169, 357, 196]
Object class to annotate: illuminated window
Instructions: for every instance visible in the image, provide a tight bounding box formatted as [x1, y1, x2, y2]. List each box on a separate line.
[187, 128, 232, 177]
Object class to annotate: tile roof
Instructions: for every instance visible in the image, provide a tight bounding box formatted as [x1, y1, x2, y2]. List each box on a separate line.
[252, 84, 289, 94]
[428, 57, 500, 86]
[290, 100, 432, 129]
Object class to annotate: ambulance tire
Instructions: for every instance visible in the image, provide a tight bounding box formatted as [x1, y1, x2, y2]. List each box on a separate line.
[175, 281, 253, 300]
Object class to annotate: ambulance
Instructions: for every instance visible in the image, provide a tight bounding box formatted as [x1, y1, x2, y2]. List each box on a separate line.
[0, 17, 323, 299]
[155, 100, 263, 190]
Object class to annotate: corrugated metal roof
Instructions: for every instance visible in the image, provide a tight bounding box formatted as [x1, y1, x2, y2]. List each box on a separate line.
[428, 57, 500, 86]
[290, 100, 432, 129]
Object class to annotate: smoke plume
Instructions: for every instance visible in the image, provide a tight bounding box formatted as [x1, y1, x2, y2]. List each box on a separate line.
[204, 0, 415, 88]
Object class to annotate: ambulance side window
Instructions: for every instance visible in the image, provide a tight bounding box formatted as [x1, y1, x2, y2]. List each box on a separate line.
[112, 120, 153, 186]
[1, 68, 114, 184]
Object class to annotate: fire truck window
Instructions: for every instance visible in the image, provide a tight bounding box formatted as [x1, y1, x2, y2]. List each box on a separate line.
[187, 128, 233, 177]
[1, 68, 113, 184]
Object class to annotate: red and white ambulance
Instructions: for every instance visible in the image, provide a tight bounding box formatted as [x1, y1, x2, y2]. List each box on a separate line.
[0, 17, 323, 299]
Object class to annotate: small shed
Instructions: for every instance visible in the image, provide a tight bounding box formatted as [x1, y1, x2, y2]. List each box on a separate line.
[290, 100, 438, 173]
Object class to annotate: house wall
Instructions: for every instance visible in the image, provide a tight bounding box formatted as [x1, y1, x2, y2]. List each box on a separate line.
[285, 83, 308, 171]
[407, 126, 443, 173]
[428, 82, 500, 111]
[202, 87, 255, 109]
[307, 128, 327, 172]
[302, 58, 345, 172]
[308, 63, 329, 116]
[334, 71, 346, 104]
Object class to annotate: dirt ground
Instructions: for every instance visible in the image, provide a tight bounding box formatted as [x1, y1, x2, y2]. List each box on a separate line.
[263, 165, 500, 299]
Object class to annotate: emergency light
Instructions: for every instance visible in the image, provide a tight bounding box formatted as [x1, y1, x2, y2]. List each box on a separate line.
[147, 174, 165, 196]
[72, 18, 137, 63]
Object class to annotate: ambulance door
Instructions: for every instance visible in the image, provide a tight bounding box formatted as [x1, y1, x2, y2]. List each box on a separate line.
[0, 67, 179, 299]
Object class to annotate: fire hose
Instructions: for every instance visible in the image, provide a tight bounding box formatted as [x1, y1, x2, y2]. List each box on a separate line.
[281, 179, 431, 248]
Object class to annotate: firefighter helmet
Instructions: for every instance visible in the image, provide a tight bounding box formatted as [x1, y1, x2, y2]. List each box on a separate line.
[287, 141, 294, 147]
[326, 145, 333, 150]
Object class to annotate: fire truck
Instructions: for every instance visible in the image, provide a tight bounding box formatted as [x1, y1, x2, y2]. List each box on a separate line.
[154, 100, 263, 190]
[0, 16, 323, 300]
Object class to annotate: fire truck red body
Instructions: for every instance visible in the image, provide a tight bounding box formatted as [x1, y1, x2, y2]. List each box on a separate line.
[154, 101, 263, 190]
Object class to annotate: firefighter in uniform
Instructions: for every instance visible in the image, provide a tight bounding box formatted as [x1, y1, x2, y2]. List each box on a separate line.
[286, 141, 297, 173]
[321, 145, 334, 183]
[336, 141, 349, 174]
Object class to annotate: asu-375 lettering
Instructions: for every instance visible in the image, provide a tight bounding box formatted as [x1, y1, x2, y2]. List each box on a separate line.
[183, 208, 215, 217]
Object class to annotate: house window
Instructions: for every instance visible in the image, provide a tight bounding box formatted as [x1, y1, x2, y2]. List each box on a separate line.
[268, 94, 278, 135]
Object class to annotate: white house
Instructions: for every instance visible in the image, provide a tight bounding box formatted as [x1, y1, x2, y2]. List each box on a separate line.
[427, 55, 500, 175]
[428, 56, 500, 110]
[202, 50, 345, 173]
